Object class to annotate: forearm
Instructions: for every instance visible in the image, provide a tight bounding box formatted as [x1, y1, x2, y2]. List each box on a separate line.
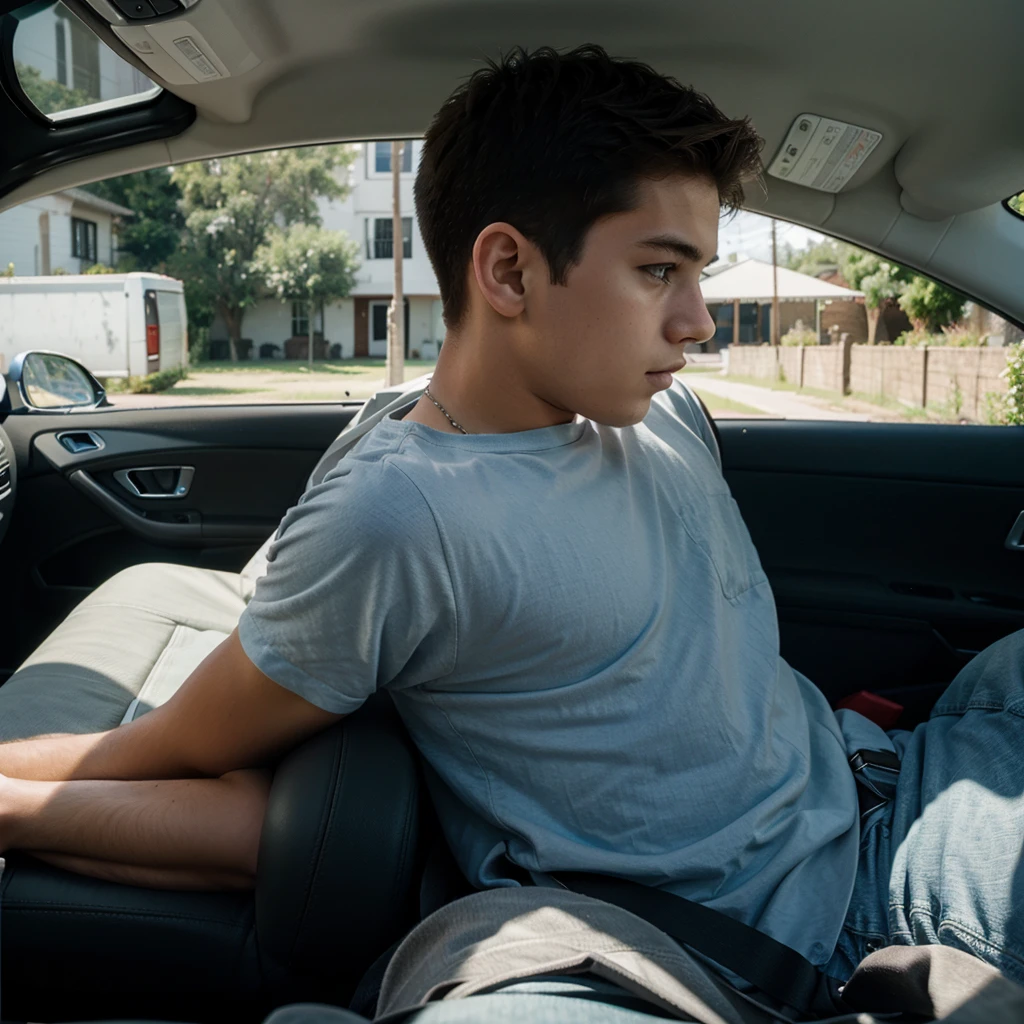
[0, 726, 159, 783]
[0, 769, 270, 878]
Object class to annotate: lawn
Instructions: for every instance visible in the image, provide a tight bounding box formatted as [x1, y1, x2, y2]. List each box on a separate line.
[188, 359, 436, 376]
[687, 385, 764, 417]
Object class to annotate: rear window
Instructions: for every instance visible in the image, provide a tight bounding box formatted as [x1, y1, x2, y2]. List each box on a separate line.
[12, 1, 160, 122]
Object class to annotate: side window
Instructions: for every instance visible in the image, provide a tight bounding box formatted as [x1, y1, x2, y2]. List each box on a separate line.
[12, 1, 160, 121]
[682, 211, 1023, 424]
[0, 143, 439, 408]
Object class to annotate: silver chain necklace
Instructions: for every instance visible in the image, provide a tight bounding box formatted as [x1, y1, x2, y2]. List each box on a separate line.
[423, 386, 468, 434]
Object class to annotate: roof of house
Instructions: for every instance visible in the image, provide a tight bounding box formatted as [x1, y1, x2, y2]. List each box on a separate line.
[700, 257, 863, 303]
[60, 188, 134, 218]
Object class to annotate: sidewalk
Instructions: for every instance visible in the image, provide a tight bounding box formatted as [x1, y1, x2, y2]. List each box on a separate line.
[688, 375, 872, 422]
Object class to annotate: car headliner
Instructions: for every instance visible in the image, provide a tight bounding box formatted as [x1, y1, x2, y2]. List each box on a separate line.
[4, 0, 1024, 324]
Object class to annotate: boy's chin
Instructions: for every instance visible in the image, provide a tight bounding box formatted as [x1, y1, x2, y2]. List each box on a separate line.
[585, 399, 653, 428]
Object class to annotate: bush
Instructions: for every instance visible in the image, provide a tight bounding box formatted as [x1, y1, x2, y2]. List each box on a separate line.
[991, 341, 1024, 426]
[894, 327, 985, 348]
[781, 327, 819, 346]
[938, 327, 985, 347]
[893, 328, 932, 348]
[105, 366, 188, 394]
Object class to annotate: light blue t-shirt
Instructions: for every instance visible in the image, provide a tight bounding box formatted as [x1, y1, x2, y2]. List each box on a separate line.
[238, 379, 888, 966]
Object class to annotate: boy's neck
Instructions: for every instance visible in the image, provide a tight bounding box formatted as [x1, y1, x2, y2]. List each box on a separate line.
[406, 329, 576, 435]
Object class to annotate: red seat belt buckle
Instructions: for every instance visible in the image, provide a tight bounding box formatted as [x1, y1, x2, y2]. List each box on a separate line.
[835, 690, 903, 730]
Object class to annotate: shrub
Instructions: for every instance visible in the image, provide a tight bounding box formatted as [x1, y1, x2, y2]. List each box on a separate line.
[105, 366, 188, 394]
[893, 328, 932, 348]
[133, 366, 188, 393]
[780, 326, 819, 346]
[997, 341, 1024, 426]
[937, 327, 985, 347]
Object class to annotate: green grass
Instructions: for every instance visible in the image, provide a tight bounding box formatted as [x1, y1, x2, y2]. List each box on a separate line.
[688, 385, 764, 417]
[677, 364, 722, 374]
[189, 359, 436, 376]
[168, 386, 269, 397]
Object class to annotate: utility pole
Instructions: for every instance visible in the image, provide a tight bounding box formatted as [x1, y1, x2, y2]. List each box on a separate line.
[386, 140, 406, 387]
[770, 218, 780, 346]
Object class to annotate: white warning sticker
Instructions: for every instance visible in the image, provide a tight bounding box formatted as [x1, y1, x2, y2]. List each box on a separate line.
[767, 114, 882, 193]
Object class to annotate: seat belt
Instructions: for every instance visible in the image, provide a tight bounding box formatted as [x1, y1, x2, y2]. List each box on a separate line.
[551, 871, 848, 1019]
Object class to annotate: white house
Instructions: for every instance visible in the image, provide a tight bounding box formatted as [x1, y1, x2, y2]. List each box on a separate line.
[0, 188, 133, 277]
[216, 141, 444, 361]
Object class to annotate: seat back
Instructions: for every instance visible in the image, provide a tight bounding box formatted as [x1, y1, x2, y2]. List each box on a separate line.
[255, 694, 423, 1006]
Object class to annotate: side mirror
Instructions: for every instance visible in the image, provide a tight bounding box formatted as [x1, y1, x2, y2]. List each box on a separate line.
[5, 351, 107, 413]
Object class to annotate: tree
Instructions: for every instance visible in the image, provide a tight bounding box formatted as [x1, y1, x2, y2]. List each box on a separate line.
[170, 146, 355, 360]
[14, 61, 92, 116]
[841, 250, 912, 345]
[85, 169, 184, 271]
[254, 223, 360, 365]
[897, 274, 967, 334]
[784, 237, 854, 278]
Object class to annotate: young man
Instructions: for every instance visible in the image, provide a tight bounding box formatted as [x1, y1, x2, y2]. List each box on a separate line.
[0, 45, 1023, 993]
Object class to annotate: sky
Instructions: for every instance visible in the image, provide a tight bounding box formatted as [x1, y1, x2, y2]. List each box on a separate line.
[716, 210, 825, 266]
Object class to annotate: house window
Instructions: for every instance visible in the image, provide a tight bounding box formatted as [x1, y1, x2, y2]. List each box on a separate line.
[70, 217, 97, 263]
[55, 16, 68, 86]
[373, 141, 412, 174]
[291, 300, 309, 337]
[368, 217, 412, 259]
[68, 13, 101, 98]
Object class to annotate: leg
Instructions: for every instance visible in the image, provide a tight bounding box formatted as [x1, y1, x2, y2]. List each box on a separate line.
[844, 630, 1024, 983]
[0, 768, 270, 889]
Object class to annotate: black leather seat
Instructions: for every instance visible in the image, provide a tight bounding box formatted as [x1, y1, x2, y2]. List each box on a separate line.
[0, 695, 425, 1023]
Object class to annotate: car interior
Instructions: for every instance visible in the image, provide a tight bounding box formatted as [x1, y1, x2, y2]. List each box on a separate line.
[0, 0, 1023, 1021]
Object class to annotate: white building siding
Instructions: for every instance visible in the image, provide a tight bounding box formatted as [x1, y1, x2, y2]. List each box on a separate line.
[228, 141, 443, 358]
[323, 299, 355, 359]
[0, 201, 47, 277]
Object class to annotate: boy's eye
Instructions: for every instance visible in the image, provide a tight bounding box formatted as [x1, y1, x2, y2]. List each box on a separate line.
[643, 263, 676, 284]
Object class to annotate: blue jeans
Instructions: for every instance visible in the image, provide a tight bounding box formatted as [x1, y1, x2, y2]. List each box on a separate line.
[266, 979, 677, 1023]
[828, 628, 1024, 985]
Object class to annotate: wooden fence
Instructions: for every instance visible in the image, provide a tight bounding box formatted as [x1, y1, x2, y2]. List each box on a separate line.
[726, 342, 1009, 421]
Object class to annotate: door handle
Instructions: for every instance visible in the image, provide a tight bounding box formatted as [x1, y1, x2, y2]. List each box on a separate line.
[1006, 511, 1024, 551]
[114, 465, 195, 499]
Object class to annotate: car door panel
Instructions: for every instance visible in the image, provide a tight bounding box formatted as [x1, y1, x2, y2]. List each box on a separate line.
[719, 421, 1024, 714]
[0, 402, 359, 677]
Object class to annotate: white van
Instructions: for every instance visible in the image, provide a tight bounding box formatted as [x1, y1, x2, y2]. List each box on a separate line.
[0, 272, 187, 380]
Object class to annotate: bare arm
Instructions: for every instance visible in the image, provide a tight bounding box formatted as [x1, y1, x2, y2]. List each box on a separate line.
[0, 629, 342, 782]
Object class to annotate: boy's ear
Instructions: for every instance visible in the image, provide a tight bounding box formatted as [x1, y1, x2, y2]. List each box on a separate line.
[471, 222, 531, 319]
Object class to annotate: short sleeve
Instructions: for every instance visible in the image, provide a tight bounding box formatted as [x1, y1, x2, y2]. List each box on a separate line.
[238, 457, 457, 714]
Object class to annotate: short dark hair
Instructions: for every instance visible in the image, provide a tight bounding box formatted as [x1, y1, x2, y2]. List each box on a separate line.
[414, 44, 763, 329]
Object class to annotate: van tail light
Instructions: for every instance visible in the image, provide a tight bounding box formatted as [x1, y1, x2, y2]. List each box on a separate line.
[146, 323, 160, 357]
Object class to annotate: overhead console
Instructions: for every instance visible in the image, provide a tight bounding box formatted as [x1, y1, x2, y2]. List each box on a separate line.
[84, 0, 263, 117]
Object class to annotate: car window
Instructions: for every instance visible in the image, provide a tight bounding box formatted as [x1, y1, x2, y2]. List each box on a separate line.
[12, 1, 160, 121]
[687, 211, 1024, 425]
[1, 143, 1020, 424]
